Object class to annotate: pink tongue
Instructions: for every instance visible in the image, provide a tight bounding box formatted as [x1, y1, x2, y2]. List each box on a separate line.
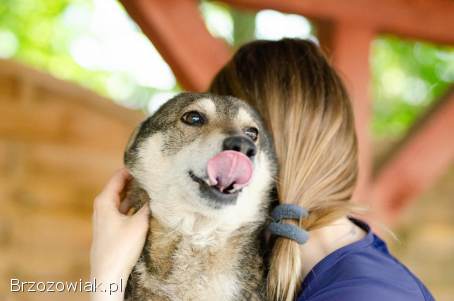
[207, 150, 253, 192]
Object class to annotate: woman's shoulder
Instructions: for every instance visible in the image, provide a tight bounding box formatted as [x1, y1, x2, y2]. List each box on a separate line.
[298, 220, 434, 301]
[298, 246, 434, 301]
[305, 251, 433, 301]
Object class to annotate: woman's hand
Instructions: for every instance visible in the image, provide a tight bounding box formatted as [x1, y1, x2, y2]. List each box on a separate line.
[90, 168, 149, 301]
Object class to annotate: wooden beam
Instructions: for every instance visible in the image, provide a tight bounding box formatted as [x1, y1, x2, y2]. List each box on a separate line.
[371, 87, 454, 225]
[318, 20, 375, 203]
[0, 59, 143, 126]
[221, 0, 454, 44]
[119, 0, 231, 91]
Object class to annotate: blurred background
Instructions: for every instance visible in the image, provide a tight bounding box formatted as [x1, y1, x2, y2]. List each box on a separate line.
[0, 0, 453, 300]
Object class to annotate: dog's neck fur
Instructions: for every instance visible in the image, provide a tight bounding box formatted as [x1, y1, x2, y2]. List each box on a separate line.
[148, 193, 267, 248]
[149, 211, 264, 250]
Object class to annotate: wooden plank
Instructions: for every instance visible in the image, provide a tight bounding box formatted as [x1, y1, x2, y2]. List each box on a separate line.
[25, 143, 123, 181]
[0, 100, 132, 150]
[119, 0, 231, 91]
[0, 103, 66, 142]
[0, 59, 144, 126]
[0, 76, 18, 100]
[371, 88, 454, 225]
[221, 0, 454, 44]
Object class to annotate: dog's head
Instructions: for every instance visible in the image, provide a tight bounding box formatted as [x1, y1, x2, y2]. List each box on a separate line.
[125, 93, 276, 230]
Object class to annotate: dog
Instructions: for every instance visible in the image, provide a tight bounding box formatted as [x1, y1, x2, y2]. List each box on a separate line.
[123, 92, 277, 300]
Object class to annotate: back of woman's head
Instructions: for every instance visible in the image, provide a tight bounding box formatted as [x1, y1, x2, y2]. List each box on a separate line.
[209, 39, 358, 301]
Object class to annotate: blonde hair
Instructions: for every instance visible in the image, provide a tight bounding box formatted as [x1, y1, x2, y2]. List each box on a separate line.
[209, 39, 358, 301]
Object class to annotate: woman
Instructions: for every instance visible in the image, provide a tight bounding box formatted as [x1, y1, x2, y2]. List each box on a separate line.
[91, 39, 434, 301]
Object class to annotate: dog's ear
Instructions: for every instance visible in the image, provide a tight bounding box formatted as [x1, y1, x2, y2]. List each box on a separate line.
[120, 178, 150, 215]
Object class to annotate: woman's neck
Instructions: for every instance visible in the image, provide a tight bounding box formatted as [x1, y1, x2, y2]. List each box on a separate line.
[299, 216, 366, 278]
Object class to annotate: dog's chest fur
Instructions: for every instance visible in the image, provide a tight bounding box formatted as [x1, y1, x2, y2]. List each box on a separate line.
[125, 218, 265, 301]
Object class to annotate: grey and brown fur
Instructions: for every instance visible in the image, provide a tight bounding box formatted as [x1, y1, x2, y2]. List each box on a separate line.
[123, 93, 276, 301]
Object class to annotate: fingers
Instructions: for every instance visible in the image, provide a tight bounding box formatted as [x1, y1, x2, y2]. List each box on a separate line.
[131, 204, 150, 235]
[134, 204, 150, 221]
[103, 168, 131, 198]
[118, 196, 134, 215]
[95, 168, 131, 210]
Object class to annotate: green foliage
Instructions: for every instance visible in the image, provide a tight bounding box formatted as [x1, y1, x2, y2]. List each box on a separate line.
[0, 0, 109, 94]
[0, 0, 179, 111]
[231, 9, 256, 48]
[371, 36, 454, 139]
[200, 1, 256, 47]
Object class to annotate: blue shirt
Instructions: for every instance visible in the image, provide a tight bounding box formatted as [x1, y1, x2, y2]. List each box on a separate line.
[297, 219, 435, 301]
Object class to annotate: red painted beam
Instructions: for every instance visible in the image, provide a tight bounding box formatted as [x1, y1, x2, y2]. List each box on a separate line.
[371, 88, 454, 225]
[119, 0, 231, 91]
[221, 0, 454, 44]
[317, 20, 375, 203]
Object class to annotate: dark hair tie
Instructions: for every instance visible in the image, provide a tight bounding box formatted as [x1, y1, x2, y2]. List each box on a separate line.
[268, 204, 309, 245]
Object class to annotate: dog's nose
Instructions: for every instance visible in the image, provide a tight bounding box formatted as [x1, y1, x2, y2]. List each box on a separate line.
[222, 136, 256, 158]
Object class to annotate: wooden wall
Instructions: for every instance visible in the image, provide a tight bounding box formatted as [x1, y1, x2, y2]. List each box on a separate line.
[0, 59, 143, 301]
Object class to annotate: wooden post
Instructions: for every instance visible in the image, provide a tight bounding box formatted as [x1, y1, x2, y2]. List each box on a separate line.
[221, 0, 454, 44]
[371, 88, 454, 225]
[119, 0, 231, 91]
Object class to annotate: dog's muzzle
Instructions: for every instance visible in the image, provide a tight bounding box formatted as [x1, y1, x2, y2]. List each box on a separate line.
[189, 146, 255, 206]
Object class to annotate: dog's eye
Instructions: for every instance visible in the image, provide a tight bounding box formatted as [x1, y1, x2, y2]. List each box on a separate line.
[244, 127, 259, 142]
[181, 111, 206, 126]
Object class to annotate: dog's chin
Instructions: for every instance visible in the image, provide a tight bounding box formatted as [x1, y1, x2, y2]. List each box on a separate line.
[188, 171, 240, 208]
